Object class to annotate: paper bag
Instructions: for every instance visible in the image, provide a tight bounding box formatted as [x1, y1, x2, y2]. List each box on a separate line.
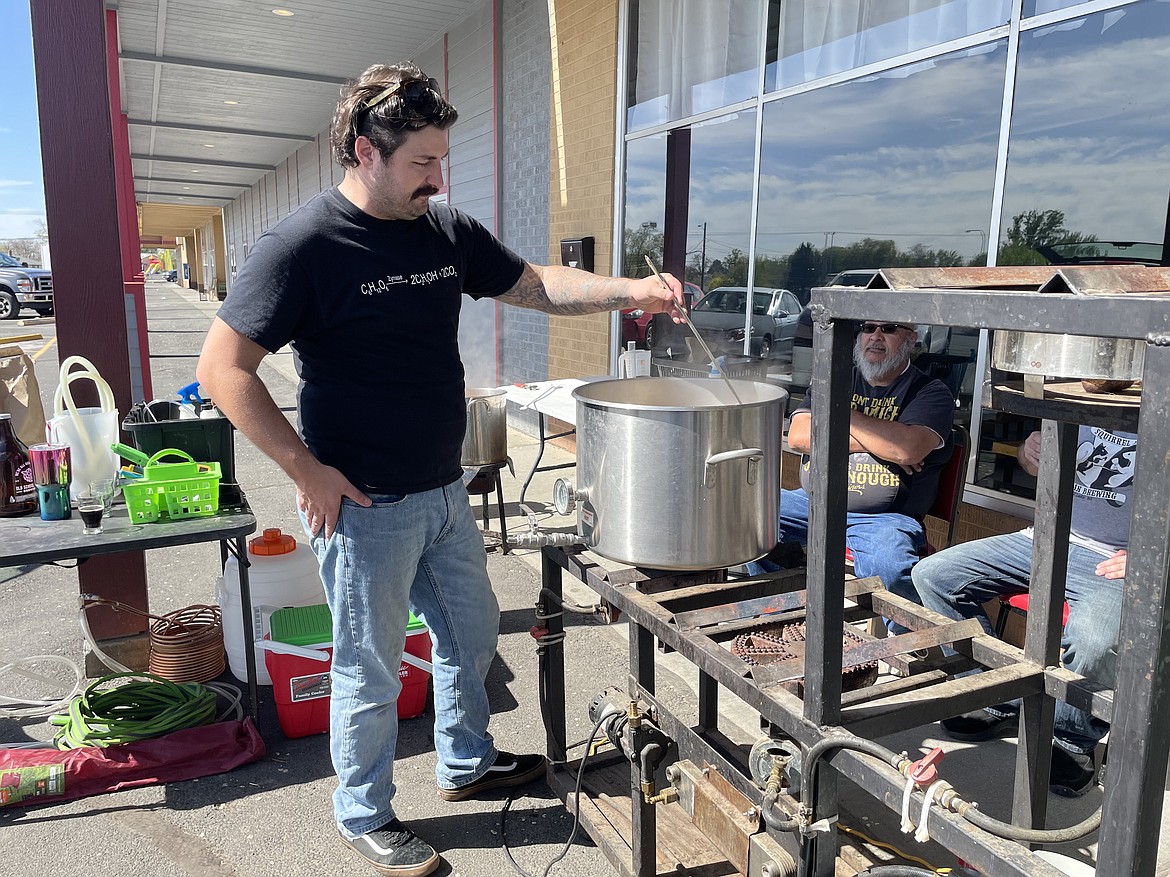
[0, 346, 47, 447]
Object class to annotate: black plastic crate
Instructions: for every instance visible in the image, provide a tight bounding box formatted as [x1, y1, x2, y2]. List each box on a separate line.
[123, 415, 237, 485]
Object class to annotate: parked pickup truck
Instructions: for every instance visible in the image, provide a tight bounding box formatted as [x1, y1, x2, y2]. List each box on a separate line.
[0, 252, 53, 319]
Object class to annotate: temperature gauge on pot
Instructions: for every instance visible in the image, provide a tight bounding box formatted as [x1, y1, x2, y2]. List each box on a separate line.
[552, 478, 577, 517]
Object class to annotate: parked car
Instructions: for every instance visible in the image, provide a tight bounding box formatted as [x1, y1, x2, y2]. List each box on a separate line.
[688, 286, 802, 359]
[0, 252, 53, 320]
[621, 281, 703, 349]
[163, 269, 179, 283]
[826, 268, 879, 288]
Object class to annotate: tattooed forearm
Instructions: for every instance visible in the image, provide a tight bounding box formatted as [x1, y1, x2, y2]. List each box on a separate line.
[497, 264, 633, 315]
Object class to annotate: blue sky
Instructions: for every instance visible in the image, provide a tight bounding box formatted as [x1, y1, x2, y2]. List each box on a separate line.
[0, 1, 46, 240]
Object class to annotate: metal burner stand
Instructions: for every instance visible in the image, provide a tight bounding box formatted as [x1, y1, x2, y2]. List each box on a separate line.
[535, 267, 1170, 877]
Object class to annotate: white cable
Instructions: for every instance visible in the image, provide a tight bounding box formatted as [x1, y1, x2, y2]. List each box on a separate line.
[900, 773, 917, 833]
[0, 655, 83, 718]
[914, 780, 949, 843]
[78, 597, 132, 673]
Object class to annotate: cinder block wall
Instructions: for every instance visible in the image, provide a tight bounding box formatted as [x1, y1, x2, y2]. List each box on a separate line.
[500, 0, 552, 386]
[545, 0, 619, 379]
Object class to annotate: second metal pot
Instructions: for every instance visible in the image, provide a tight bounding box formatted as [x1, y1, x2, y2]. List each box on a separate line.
[992, 331, 1145, 381]
[461, 388, 508, 467]
[569, 377, 787, 571]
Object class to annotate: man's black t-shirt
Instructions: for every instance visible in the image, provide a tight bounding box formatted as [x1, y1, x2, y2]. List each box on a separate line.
[217, 187, 525, 494]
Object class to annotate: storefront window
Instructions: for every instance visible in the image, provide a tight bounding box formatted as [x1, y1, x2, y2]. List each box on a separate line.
[620, 133, 667, 279]
[980, 0, 1170, 499]
[766, 0, 1010, 91]
[627, 0, 764, 131]
[755, 42, 1006, 403]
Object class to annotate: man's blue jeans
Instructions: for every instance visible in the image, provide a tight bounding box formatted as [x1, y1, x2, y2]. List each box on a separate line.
[911, 531, 1121, 754]
[303, 481, 500, 838]
[746, 488, 926, 632]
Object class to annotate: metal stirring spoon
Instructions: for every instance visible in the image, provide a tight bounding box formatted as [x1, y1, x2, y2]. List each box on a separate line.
[643, 255, 742, 403]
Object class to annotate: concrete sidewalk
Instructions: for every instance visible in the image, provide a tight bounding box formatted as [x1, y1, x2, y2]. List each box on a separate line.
[1, 279, 1162, 876]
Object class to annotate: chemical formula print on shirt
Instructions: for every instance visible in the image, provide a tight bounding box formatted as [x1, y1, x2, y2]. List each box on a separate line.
[359, 265, 458, 296]
[1075, 427, 1136, 508]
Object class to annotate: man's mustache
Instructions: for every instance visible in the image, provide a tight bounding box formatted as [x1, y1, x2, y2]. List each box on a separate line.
[413, 185, 440, 199]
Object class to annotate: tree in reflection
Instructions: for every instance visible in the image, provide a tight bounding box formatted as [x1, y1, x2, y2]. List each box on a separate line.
[997, 208, 1097, 265]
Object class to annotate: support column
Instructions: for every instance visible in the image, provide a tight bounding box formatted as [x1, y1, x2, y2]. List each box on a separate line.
[30, 0, 149, 649]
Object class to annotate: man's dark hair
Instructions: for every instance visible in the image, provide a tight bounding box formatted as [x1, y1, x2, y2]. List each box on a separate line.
[330, 62, 458, 168]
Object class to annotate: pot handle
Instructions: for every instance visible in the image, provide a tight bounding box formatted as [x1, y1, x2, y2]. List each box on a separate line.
[704, 447, 763, 488]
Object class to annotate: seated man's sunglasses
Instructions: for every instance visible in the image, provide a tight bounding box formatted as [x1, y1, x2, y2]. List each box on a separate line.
[859, 322, 913, 335]
[361, 77, 449, 125]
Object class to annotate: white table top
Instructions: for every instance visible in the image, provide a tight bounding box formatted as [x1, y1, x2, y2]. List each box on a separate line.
[503, 377, 607, 425]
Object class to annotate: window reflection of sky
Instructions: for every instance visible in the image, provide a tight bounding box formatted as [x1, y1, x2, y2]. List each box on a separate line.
[767, 0, 1011, 91]
[1000, 1, 1170, 245]
[757, 43, 1005, 262]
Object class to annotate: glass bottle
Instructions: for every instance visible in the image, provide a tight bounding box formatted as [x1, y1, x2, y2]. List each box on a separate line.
[0, 412, 37, 517]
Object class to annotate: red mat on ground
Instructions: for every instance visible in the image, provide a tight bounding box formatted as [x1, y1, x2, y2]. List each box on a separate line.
[0, 718, 266, 808]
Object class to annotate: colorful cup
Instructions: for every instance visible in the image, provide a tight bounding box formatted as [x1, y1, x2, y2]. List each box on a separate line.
[28, 443, 71, 487]
[37, 484, 72, 521]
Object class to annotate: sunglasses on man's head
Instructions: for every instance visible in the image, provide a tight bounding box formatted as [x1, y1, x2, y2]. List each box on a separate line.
[361, 77, 448, 125]
[859, 322, 913, 335]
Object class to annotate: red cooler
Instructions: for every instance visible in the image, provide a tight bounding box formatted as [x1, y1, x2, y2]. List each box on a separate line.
[265, 603, 333, 738]
[264, 605, 433, 738]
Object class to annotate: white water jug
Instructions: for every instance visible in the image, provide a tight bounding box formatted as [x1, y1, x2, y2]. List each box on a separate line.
[218, 528, 326, 685]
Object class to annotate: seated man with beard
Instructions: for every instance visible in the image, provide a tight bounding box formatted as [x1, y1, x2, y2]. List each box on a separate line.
[747, 320, 955, 631]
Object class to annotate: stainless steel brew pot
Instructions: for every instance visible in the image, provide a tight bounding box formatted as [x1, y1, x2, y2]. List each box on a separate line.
[992, 331, 1145, 381]
[461, 388, 508, 467]
[571, 377, 787, 571]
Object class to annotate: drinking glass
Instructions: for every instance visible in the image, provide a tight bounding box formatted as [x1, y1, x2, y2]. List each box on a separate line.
[77, 493, 104, 535]
[89, 479, 116, 511]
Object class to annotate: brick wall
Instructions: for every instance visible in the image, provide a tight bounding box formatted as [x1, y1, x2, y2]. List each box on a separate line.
[546, 0, 620, 379]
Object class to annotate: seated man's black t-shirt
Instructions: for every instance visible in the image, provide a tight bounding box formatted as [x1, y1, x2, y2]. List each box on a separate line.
[797, 364, 954, 518]
[217, 188, 525, 494]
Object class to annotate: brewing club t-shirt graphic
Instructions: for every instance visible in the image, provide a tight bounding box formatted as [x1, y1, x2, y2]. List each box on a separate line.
[1075, 428, 1136, 508]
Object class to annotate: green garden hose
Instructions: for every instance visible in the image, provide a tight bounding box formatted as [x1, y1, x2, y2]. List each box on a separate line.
[48, 672, 217, 749]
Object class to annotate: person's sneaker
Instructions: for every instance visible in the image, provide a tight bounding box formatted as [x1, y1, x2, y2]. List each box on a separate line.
[941, 709, 1019, 742]
[1050, 745, 1098, 798]
[339, 819, 440, 877]
[437, 751, 547, 802]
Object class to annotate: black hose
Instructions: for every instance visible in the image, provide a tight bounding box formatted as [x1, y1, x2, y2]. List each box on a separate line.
[855, 867, 936, 876]
[960, 800, 1102, 844]
[797, 735, 908, 876]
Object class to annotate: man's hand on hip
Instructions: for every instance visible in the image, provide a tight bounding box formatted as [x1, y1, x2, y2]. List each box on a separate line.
[295, 461, 372, 539]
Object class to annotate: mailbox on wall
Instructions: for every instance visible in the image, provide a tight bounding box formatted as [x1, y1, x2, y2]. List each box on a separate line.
[560, 237, 594, 273]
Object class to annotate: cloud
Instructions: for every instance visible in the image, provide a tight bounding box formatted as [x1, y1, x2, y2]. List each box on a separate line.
[0, 210, 47, 238]
[0, 180, 34, 188]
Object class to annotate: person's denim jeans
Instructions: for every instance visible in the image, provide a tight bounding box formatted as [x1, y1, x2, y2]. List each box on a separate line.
[303, 481, 500, 837]
[911, 531, 1121, 754]
[745, 488, 926, 633]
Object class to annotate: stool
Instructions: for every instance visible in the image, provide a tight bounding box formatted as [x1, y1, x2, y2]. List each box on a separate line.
[466, 462, 509, 554]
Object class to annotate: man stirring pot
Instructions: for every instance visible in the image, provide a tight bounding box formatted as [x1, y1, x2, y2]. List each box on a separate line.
[197, 62, 683, 877]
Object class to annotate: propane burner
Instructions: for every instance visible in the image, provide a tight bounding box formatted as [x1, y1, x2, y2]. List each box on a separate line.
[731, 621, 879, 695]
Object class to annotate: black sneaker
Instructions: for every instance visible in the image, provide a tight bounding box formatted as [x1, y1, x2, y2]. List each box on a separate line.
[340, 819, 440, 877]
[438, 750, 547, 802]
[1050, 745, 1098, 798]
[941, 709, 1019, 742]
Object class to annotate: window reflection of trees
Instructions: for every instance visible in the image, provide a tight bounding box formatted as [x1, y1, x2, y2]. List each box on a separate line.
[981, 0, 1170, 500]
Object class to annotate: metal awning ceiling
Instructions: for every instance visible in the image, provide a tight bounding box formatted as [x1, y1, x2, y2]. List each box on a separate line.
[113, 0, 481, 238]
